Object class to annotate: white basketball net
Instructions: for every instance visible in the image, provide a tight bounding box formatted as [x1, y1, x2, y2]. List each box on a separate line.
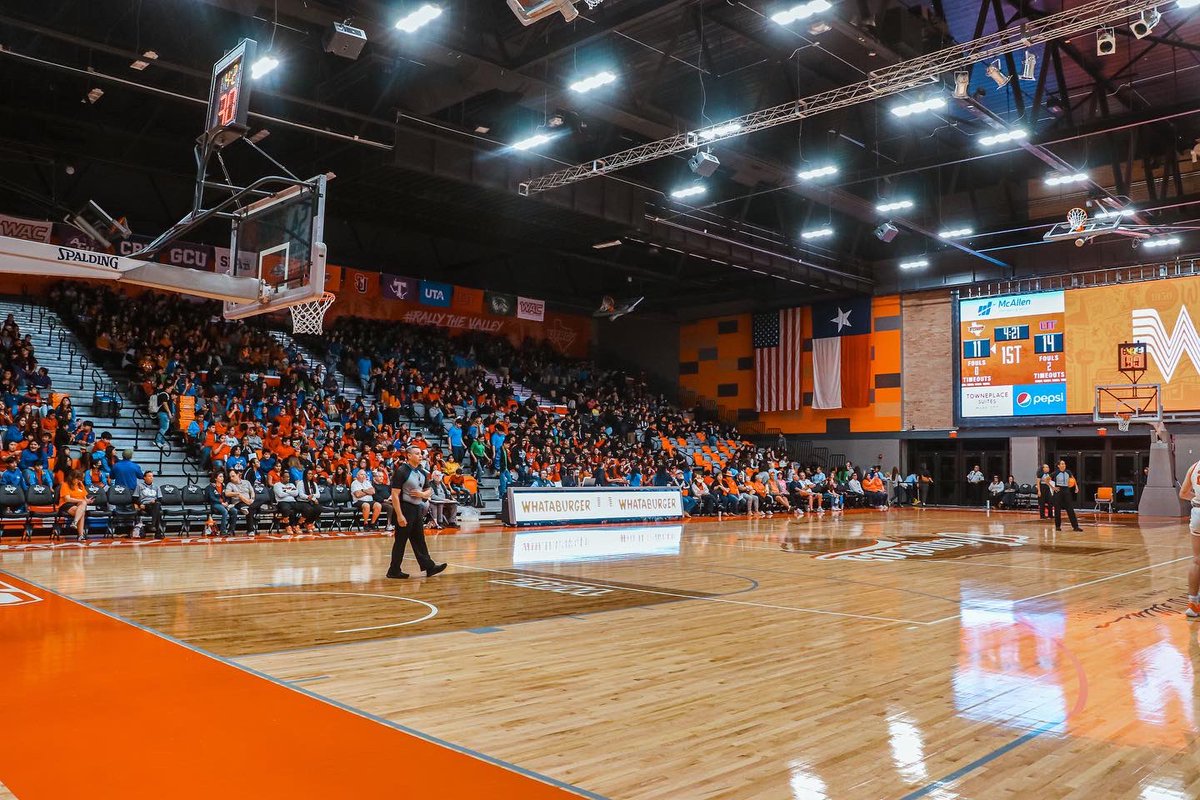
[1117, 412, 1132, 432]
[290, 292, 336, 335]
[1066, 207, 1088, 231]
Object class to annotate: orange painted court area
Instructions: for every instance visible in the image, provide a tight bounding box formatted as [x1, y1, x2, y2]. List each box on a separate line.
[0, 572, 585, 800]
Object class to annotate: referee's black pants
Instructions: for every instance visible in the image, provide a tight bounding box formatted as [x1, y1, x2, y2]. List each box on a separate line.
[1054, 490, 1081, 531]
[389, 501, 437, 574]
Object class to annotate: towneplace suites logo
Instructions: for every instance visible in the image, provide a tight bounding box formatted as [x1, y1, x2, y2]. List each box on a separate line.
[814, 531, 1028, 561]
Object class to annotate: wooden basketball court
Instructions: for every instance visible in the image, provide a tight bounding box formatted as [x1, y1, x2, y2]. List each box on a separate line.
[2, 508, 1197, 799]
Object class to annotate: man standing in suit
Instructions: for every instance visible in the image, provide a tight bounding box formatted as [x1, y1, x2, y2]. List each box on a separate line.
[1043, 459, 1083, 532]
[387, 446, 447, 579]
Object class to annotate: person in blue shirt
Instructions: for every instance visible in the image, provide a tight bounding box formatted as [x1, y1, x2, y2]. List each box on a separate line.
[490, 428, 506, 474]
[629, 467, 643, 487]
[111, 449, 144, 491]
[22, 463, 53, 490]
[0, 460, 24, 488]
[18, 440, 46, 471]
[447, 419, 465, 463]
[357, 355, 372, 387]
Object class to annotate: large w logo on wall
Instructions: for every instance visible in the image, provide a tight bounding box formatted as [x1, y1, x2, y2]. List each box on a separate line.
[1132, 307, 1200, 382]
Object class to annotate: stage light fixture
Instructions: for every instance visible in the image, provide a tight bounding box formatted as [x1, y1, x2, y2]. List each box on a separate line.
[890, 97, 947, 117]
[953, 71, 970, 99]
[808, 20, 832, 34]
[801, 226, 834, 240]
[938, 227, 974, 238]
[797, 164, 838, 180]
[1020, 51, 1037, 80]
[512, 133, 553, 150]
[1179, 0, 1200, 9]
[671, 185, 707, 200]
[1093, 208, 1128, 219]
[985, 60, 1010, 87]
[1045, 172, 1088, 186]
[569, 70, 617, 93]
[899, 259, 929, 270]
[696, 122, 743, 141]
[1143, 236, 1181, 249]
[1131, 8, 1161, 38]
[508, 0, 577, 24]
[876, 199, 914, 213]
[396, 4, 442, 32]
[978, 129, 1028, 146]
[1096, 27, 1117, 55]
[689, 151, 721, 177]
[250, 55, 280, 80]
[129, 50, 158, 71]
[771, 0, 832, 26]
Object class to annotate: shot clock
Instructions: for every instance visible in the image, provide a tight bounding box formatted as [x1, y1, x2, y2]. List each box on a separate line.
[204, 40, 257, 148]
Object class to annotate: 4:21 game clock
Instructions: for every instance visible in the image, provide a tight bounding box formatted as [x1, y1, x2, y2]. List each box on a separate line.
[204, 39, 257, 148]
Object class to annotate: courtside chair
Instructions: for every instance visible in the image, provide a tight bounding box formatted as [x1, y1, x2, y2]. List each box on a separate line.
[316, 485, 337, 531]
[106, 485, 138, 537]
[0, 485, 26, 539]
[180, 486, 210, 535]
[329, 484, 354, 530]
[24, 484, 59, 540]
[84, 485, 113, 539]
[1094, 486, 1115, 513]
[252, 484, 273, 535]
[158, 484, 188, 536]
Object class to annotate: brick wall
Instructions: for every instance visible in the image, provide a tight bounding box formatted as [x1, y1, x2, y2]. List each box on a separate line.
[901, 290, 954, 430]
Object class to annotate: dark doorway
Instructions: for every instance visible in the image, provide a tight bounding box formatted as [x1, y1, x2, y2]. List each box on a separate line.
[1044, 435, 1153, 510]
[907, 438, 1010, 506]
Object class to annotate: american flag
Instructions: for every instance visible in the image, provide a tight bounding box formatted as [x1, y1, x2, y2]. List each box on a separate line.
[753, 308, 803, 412]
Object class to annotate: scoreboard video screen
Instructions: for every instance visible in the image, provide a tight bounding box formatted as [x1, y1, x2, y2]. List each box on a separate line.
[958, 291, 1067, 418]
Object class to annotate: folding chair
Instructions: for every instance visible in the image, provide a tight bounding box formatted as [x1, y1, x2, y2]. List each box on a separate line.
[25, 485, 60, 540]
[0, 484, 27, 539]
[1094, 486, 1114, 513]
[106, 485, 139, 537]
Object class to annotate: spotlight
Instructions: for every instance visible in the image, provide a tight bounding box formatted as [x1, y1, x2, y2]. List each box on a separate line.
[395, 4, 442, 32]
[569, 70, 617, 93]
[696, 122, 743, 141]
[978, 129, 1028, 146]
[899, 259, 929, 270]
[876, 199, 914, 213]
[890, 97, 947, 117]
[938, 227, 974, 238]
[1096, 27, 1116, 55]
[508, 0, 577, 24]
[953, 71, 970, 99]
[512, 133, 553, 150]
[1143, 235, 1181, 249]
[671, 185, 707, 200]
[1045, 172, 1089, 186]
[688, 151, 721, 177]
[323, 21, 367, 60]
[771, 0, 832, 25]
[808, 20, 832, 34]
[874, 222, 900, 242]
[1180, 0, 1200, 9]
[797, 164, 838, 180]
[250, 55, 279, 80]
[800, 226, 834, 240]
[1131, 8, 1161, 38]
[1020, 51, 1036, 81]
[985, 60, 1010, 87]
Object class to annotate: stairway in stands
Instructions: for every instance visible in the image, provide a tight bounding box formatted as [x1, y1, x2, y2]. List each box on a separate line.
[273, 329, 504, 519]
[0, 299, 202, 486]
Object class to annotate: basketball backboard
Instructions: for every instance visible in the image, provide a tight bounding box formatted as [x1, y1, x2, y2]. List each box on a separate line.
[222, 174, 328, 320]
[1043, 216, 1123, 244]
[1094, 383, 1162, 429]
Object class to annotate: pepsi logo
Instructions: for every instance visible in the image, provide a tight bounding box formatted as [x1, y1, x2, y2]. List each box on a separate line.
[1016, 392, 1032, 407]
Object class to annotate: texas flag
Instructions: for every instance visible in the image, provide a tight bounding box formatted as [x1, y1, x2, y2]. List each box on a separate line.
[810, 297, 872, 410]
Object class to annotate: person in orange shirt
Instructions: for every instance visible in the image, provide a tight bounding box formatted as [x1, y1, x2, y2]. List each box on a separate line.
[862, 471, 888, 509]
[59, 470, 91, 541]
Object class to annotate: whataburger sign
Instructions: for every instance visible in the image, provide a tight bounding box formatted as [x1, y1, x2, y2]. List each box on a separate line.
[815, 532, 1028, 561]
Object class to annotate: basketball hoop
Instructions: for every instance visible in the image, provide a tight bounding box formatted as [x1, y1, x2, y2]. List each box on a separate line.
[1117, 411, 1132, 432]
[1066, 207, 1088, 232]
[289, 292, 335, 334]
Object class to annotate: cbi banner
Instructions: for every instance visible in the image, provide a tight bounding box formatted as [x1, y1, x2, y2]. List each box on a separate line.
[505, 486, 684, 526]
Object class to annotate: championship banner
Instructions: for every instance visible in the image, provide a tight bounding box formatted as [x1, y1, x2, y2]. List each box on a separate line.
[419, 279, 453, 307]
[0, 213, 53, 243]
[451, 286, 484, 314]
[504, 486, 683, 526]
[485, 291, 516, 317]
[516, 296, 545, 322]
[380, 274, 416, 301]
